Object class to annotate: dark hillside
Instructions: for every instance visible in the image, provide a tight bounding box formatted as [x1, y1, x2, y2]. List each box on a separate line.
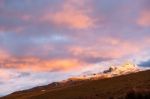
[1, 70, 150, 99]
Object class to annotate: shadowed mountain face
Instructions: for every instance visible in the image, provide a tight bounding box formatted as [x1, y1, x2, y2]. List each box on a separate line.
[1, 70, 150, 99]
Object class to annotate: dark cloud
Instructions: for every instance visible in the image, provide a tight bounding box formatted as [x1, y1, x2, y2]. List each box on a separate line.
[139, 60, 150, 67]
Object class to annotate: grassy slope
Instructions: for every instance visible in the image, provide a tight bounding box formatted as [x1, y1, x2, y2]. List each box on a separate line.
[1, 70, 150, 99]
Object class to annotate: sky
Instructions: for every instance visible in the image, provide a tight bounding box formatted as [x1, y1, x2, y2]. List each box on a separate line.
[0, 0, 150, 96]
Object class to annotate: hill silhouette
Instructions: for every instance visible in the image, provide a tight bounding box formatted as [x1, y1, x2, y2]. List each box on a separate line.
[1, 70, 150, 99]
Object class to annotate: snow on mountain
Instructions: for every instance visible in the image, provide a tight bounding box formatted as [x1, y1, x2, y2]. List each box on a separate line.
[66, 62, 141, 81]
[104, 62, 140, 75]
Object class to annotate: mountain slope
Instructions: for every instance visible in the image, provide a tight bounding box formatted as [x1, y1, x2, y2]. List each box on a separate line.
[1, 70, 150, 99]
[67, 62, 140, 81]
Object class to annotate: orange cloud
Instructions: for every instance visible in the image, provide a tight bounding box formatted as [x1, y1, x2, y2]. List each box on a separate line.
[0, 57, 85, 72]
[137, 10, 150, 27]
[42, 0, 94, 29]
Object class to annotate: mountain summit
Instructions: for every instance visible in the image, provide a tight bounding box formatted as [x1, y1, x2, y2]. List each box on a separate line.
[104, 62, 140, 75]
[68, 62, 140, 81]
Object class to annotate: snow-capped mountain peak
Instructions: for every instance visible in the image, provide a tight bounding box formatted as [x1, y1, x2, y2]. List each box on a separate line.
[66, 62, 141, 81]
[104, 62, 140, 75]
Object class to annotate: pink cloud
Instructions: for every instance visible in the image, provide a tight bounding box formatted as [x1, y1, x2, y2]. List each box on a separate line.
[42, 0, 94, 29]
[0, 26, 24, 33]
[21, 15, 32, 21]
[0, 69, 11, 80]
[137, 10, 150, 27]
[69, 38, 143, 59]
[0, 49, 10, 60]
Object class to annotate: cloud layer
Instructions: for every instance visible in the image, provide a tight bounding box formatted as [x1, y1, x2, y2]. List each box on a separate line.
[0, 0, 150, 96]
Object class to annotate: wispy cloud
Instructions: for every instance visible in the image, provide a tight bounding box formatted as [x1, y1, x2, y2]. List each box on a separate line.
[41, 0, 95, 29]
